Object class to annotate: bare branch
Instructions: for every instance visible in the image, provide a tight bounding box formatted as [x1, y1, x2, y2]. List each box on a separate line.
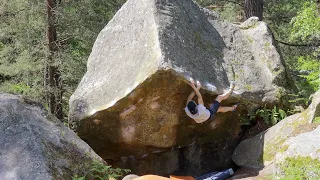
[276, 39, 320, 47]
[206, 5, 225, 9]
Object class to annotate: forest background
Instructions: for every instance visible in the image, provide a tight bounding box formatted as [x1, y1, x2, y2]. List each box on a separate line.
[0, 0, 319, 122]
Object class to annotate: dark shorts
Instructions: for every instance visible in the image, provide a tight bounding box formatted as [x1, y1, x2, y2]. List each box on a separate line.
[207, 100, 220, 119]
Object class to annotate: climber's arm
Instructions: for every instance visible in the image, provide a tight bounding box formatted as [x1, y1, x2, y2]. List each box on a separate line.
[194, 83, 204, 105]
[186, 78, 196, 105]
[186, 91, 196, 105]
[187, 79, 203, 105]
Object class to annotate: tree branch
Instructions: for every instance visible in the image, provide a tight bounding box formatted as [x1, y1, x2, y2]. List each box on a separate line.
[206, 5, 225, 9]
[276, 39, 320, 47]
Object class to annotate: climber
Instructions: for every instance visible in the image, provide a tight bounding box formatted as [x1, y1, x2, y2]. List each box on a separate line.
[185, 78, 238, 123]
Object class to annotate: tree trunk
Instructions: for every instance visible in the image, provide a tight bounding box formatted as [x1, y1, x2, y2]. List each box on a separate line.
[244, 0, 263, 21]
[45, 0, 63, 120]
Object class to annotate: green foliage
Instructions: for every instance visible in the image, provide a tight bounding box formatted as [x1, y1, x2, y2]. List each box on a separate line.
[73, 161, 131, 180]
[286, 55, 320, 104]
[257, 107, 272, 124]
[267, 1, 320, 103]
[278, 156, 320, 180]
[297, 55, 320, 91]
[257, 106, 288, 125]
[239, 108, 256, 125]
[288, 93, 312, 107]
[240, 106, 289, 126]
[194, 0, 243, 22]
[264, 0, 307, 68]
[72, 175, 85, 180]
[264, 0, 306, 39]
[0, 0, 126, 120]
[4, 82, 30, 94]
[0, 0, 47, 102]
[287, 1, 320, 97]
[216, 2, 240, 22]
[290, 1, 320, 42]
[313, 117, 320, 123]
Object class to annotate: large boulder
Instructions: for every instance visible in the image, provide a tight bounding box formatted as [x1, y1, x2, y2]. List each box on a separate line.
[230, 125, 320, 180]
[69, 0, 295, 175]
[232, 90, 320, 178]
[271, 125, 320, 179]
[276, 125, 320, 161]
[0, 94, 102, 180]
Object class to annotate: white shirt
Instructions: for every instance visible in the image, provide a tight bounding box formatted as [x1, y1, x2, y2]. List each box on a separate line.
[185, 104, 211, 123]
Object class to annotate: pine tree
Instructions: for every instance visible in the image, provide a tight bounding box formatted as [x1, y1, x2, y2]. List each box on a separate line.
[44, 0, 63, 119]
[244, 0, 263, 20]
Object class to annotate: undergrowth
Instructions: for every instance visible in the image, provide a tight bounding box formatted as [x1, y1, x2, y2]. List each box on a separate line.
[73, 161, 131, 180]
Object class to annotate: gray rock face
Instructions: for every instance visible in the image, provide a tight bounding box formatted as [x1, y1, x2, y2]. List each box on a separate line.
[232, 90, 320, 173]
[232, 113, 303, 168]
[0, 94, 102, 180]
[69, 0, 295, 175]
[276, 125, 320, 161]
[271, 125, 320, 179]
